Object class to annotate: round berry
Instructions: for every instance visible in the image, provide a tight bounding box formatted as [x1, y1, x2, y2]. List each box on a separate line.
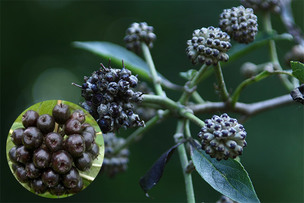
[82, 131, 94, 151]
[65, 134, 86, 157]
[16, 146, 31, 164]
[75, 152, 92, 171]
[65, 119, 83, 135]
[25, 162, 41, 179]
[52, 150, 73, 174]
[9, 146, 18, 163]
[42, 169, 59, 187]
[70, 110, 86, 124]
[11, 128, 24, 146]
[62, 167, 80, 189]
[22, 110, 39, 128]
[12, 163, 22, 172]
[45, 132, 63, 152]
[89, 142, 100, 160]
[15, 166, 28, 183]
[50, 183, 66, 196]
[22, 127, 43, 150]
[33, 148, 51, 169]
[52, 103, 71, 124]
[68, 177, 83, 194]
[82, 124, 96, 137]
[37, 114, 55, 134]
[31, 179, 47, 194]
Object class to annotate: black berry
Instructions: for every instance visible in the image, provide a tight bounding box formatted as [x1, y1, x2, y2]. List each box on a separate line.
[82, 131, 94, 151]
[22, 127, 43, 150]
[89, 142, 100, 160]
[37, 114, 55, 134]
[22, 110, 39, 128]
[16, 146, 31, 164]
[45, 132, 63, 152]
[52, 150, 73, 174]
[15, 166, 29, 183]
[68, 177, 83, 194]
[33, 148, 51, 169]
[62, 167, 80, 189]
[25, 162, 41, 179]
[65, 134, 86, 158]
[9, 146, 18, 163]
[42, 169, 59, 187]
[52, 103, 71, 124]
[31, 179, 47, 194]
[11, 128, 24, 146]
[82, 124, 96, 137]
[65, 119, 82, 135]
[75, 152, 92, 171]
[50, 183, 66, 196]
[70, 110, 86, 124]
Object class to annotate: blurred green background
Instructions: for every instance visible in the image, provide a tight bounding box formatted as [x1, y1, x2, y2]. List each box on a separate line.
[1, 0, 303, 202]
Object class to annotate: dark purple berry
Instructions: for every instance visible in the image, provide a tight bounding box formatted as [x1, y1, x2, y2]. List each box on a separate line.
[25, 162, 41, 179]
[52, 103, 71, 124]
[45, 132, 63, 152]
[31, 179, 47, 194]
[16, 146, 31, 164]
[11, 128, 24, 146]
[37, 114, 55, 134]
[50, 183, 66, 196]
[68, 177, 83, 194]
[9, 146, 18, 163]
[70, 110, 86, 124]
[63, 167, 80, 189]
[75, 152, 92, 171]
[82, 124, 96, 137]
[15, 166, 28, 183]
[33, 148, 50, 169]
[22, 110, 39, 128]
[65, 134, 86, 157]
[52, 150, 72, 174]
[12, 163, 21, 172]
[65, 119, 82, 135]
[22, 127, 43, 150]
[82, 131, 94, 151]
[89, 142, 100, 160]
[98, 118, 111, 133]
[42, 169, 59, 187]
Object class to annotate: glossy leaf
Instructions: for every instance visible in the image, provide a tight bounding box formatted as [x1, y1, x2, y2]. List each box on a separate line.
[291, 61, 304, 83]
[72, 41, 181, 90]
[139, 143, 181, 196]
[191, 145, 260, 203]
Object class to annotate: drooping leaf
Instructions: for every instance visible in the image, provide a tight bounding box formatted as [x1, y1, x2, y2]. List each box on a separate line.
[72, 41, 182, 90]
[191, 142, 260, 203]
[180, 69, 198, 80]
[139, 143, 181, 196]
[291, 61, 304, 83]
[6, 100, 104, 198]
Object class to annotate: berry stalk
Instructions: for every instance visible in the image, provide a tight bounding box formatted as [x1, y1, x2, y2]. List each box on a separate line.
[213, 63, 230, 102]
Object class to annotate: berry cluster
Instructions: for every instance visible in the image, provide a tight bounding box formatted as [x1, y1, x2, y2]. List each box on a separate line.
[124, 22, 156, 53]
[197, 113, 247, 161]
[80, 63, 145, 133]
[186, 26, 231, 66]
[101, 133, 129, 177]
[219, 5, 258, 44]
[8, 104, 99, 196]
[241, 0, 281, 13]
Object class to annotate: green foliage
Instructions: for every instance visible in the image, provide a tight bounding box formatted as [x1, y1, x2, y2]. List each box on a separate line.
[291, 61, 304, 83]
[6, 100, 104, 198]
[191, 146, 259, 203]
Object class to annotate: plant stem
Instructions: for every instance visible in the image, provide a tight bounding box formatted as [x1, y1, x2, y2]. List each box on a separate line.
[213, 63, 229, 101]
[113, 110, 170, 154]
[142, 94, 179, 111]
[141, 43, 164, 96]
[192, 91, 205, 104]
[263, 12, 294, 90]
[182, 112, 205, 128]
[179, 64, 208, 104]
[175, 120, 195, 203]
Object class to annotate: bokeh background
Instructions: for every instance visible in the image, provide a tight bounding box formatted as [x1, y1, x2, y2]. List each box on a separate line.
[1, 0, 303, 202]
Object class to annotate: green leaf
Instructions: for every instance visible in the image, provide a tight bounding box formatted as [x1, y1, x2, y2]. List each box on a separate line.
[291, 61, 304, 83]
[6, 100, 104, 198]
[72, 41, 181, 90]
[191, 147, 260, 203]
[180, 69, 198, 80]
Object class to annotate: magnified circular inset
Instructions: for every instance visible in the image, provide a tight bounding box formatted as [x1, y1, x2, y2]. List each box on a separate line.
[6, 100, 104, 198]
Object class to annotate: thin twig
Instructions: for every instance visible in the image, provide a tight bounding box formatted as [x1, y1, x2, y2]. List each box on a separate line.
[213, 63, 229, 101]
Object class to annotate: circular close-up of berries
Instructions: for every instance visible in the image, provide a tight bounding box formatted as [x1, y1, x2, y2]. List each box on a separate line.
[6, 100, 104, 198]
